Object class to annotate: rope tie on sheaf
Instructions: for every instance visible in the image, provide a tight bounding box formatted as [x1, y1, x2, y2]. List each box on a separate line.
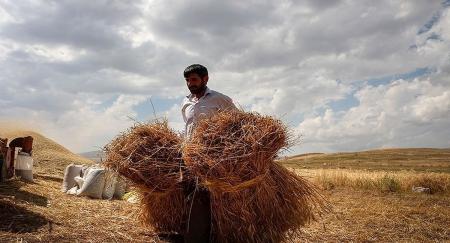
[136, 184, 179, 197]
[202, 170, 269, 193]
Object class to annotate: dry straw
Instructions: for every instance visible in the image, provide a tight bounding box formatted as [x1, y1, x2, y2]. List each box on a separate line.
[104, 112, 327, 242]
[183, 110, 328, 243]
[103, 120, 187, 233]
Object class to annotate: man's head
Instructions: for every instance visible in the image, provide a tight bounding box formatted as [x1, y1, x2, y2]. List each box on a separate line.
[183, 64, 208, 95]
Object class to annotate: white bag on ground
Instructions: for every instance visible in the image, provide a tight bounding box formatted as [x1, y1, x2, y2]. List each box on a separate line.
[67, 186, 78, 195]
[74, 176, 84, 188]
[102, 171, 117, 200]
[77, 168, 106, 199]
[15, 152, 34, 182]
[81, 164, 91, 178]
[62, 164, 83, 192]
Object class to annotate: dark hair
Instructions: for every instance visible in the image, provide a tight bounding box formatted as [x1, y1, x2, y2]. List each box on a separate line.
[183, 64, 208, 78]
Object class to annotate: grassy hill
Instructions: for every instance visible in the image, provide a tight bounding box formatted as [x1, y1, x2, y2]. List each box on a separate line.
[78, 150, 105, 163]
[282, 148, 450, 173]
[0, 127, 94, 176]
[0, 125, 160, 242]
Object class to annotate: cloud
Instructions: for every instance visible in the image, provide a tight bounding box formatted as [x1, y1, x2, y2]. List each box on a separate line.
[0, 0, 449, 154]
[296, 60, 450, 153]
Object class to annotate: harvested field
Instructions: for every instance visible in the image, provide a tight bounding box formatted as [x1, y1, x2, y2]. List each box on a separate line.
[298, 189, 450, 242]
[282, 148, 450, 172]
[0, 175, 159, 242]
[1, 175, 449, 242]
[1, 128, 449, 242]
[298, 169, 450, 194]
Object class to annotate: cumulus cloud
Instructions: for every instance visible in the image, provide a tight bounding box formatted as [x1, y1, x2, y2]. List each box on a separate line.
[0, 0, 449, 153]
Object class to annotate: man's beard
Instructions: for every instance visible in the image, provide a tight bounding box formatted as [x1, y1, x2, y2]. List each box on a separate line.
[188, 82, 207, 95]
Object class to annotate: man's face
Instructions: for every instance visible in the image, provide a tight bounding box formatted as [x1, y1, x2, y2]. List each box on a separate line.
[185, 73, 208, 94]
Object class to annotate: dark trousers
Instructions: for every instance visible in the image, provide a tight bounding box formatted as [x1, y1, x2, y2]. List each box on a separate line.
[184, 182, 212, 243]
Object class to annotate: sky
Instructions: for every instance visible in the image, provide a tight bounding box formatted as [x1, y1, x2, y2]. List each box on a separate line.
[0, 0, 449, 154]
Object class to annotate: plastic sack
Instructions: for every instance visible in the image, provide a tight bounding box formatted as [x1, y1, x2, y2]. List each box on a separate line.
[62, 164, 83, 192]
[77, 168, 106, 199]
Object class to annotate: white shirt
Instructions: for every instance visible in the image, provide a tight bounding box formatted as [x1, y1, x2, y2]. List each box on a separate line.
[181, 87, 236, 138]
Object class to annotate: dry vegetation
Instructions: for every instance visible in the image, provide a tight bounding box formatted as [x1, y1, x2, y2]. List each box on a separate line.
[296, 169, 450, 194]
[0, 126, 93, 175]
[104, 112, 327, 243]
[0, 176, 160, 242]
[283, 148, 450, 172]
[297, 189, 450, 242]
[1, 125, 449, 242]
[184, 110, 327, 243]
[103, 120, 187, 234]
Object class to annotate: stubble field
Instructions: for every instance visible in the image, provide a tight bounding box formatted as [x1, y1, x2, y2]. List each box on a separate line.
[1, 128, 449, 242]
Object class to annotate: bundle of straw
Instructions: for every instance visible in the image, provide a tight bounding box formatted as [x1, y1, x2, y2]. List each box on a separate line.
[103, 120, 183, 191]
[183, 110, 327, 243]
[103, 120, 187, 233]
[183, 111, 288, 188]
[138, 187, 186, 233]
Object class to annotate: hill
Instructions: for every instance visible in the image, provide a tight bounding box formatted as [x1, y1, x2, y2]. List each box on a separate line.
[78, 150, 105, 163]
[0, 127, 94, 176]
[0, 125, 159, 242]
[281, 148, 450, 172]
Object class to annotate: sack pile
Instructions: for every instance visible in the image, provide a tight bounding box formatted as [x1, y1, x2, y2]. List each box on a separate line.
[62, 164, 127, 200]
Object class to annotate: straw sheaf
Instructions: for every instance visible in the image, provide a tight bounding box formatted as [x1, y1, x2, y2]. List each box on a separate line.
[103, 111, 327, 242]
[138, 187, 187, 233]
[103, 120, 183, 192]
[182, 110, 290, 190]
[209, 163, 327, 243]
[103, 120, 189, 234]
[182, 110, 328, 242]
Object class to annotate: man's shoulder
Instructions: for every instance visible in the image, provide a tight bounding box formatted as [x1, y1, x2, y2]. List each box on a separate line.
[208, 89, 232, 101]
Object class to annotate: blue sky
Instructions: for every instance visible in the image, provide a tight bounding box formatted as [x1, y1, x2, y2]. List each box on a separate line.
[0, 0, 449, 154]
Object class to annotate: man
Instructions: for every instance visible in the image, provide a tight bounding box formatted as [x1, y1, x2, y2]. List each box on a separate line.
[181, 64, 236, 138]
[181, 64, 236, 242]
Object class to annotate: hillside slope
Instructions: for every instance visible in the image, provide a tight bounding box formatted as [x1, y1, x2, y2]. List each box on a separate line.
[282, 148, 450, 172]
[0, 128, 94, 176]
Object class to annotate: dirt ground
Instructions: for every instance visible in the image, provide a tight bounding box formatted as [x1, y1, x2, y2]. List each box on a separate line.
[1, 173, 449, 242]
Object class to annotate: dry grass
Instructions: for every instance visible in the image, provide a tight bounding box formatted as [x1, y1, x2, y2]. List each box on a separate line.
[2, 175, 448, 242]
[0, 126, 163, 242]
[0, 128, 93, 175]
[0, 176, 161, 242]
[298, 189, 450, 242]
[296, 169, 450, 194]
[282, 148, 450, 172]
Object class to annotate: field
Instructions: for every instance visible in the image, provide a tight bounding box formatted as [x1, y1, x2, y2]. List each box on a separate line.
[283, 148, 450, 172]
[1, 128, 449, 242]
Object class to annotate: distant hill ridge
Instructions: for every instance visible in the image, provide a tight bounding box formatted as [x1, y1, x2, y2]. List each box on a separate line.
[0, 127, 94, 176]
[78, 150, 105, 162]
[283, 148, 450, 172]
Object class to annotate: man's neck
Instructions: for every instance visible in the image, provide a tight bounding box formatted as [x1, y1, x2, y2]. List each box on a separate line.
[193, 87, 208, 99]
[194, 91, 205, 99]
